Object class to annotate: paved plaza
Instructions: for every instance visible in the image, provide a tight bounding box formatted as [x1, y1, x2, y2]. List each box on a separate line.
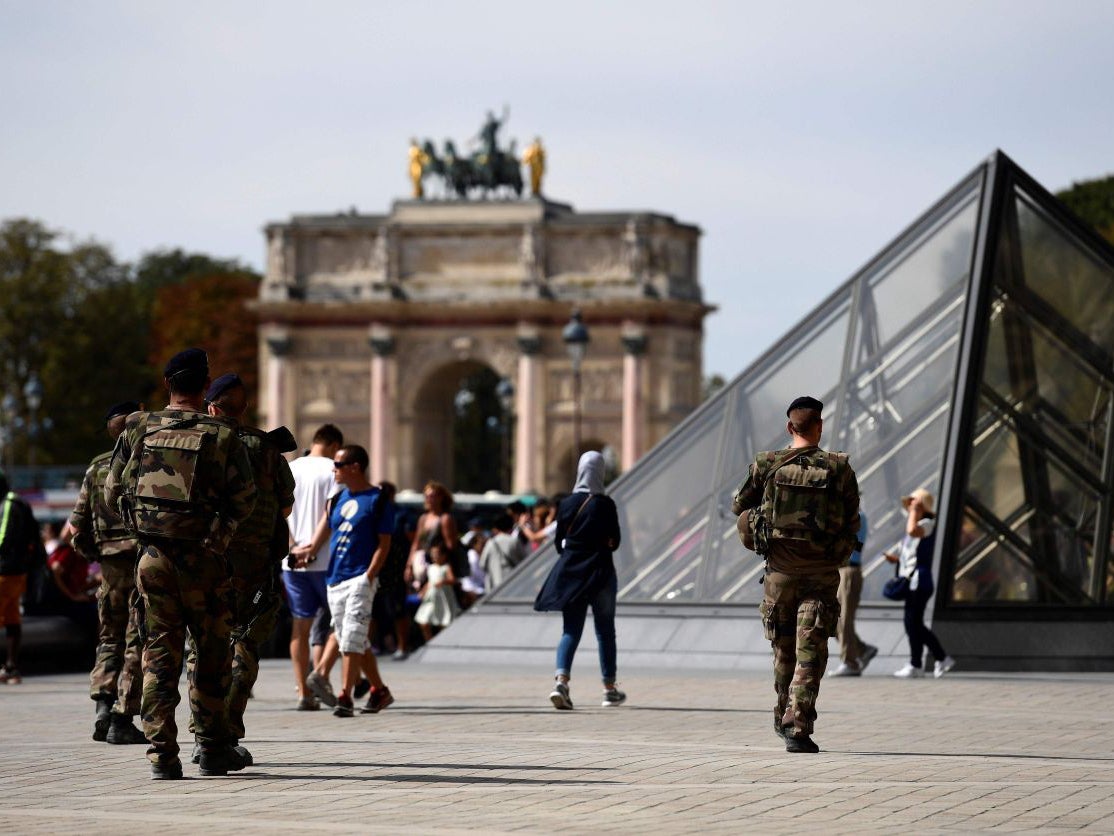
[2, 657, 1113, 833]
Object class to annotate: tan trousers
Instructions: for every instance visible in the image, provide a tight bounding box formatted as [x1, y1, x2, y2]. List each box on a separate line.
[836, 565, 864, 665]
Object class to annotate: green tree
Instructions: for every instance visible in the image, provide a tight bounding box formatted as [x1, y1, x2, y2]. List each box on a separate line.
[1056, 175, 1114, 245]
[0, 219, 149, 466]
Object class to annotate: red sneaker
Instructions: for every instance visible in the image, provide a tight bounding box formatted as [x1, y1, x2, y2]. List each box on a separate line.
[360, 686, 394, 714]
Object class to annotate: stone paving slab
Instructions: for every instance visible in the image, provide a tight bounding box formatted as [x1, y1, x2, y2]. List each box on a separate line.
[2, 659, 1113, 833]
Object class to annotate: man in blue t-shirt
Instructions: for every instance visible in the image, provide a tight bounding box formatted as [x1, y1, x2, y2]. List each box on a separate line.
[830, 510, 877, 677]
[293, 444, 395, 716]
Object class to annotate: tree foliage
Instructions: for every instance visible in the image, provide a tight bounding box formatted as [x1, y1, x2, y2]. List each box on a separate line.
[0, 219, 150, 464]
[148, 271, 260, 418]
[1056, 175, 1114, 245]
[0, 221, 260, 468]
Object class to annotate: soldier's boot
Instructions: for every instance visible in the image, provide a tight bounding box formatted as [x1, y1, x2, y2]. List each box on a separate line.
[198, 745, 250, 777]
[190, 739, 201, 764]
[151, 759, 184, 780]
[785, 733, 820, 754]
[105, 714, 147, 745]
[774, 720, 793, 742]
[92, 698, 113, 742]
[233, 743, 254, 766]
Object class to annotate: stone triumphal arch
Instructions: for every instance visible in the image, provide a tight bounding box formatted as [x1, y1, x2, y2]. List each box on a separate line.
[255, 197, 712, 494]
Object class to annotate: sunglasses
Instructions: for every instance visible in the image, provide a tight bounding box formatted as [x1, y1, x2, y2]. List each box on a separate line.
[333, 459, 356, 469]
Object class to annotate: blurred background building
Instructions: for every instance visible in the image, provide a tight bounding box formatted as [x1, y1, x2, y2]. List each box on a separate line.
[255, 197, 710, 494]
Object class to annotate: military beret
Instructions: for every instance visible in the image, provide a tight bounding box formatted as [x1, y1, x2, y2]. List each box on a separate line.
[163, 348, 209, 379]
[104, 401, 140, 423]
[786, 396, 824, 416]
[205, 373, 244, 403]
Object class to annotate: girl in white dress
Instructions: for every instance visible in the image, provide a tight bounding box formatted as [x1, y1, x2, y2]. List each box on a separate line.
[414, 544, 460, 641]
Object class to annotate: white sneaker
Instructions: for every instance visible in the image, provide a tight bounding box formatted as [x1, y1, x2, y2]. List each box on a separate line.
[934, 656, 957, 678]
[602, 688, 627, 707]
[549, 681, 573, 710]
[893, 663, 924, 679]
[829, 662, 862, 678]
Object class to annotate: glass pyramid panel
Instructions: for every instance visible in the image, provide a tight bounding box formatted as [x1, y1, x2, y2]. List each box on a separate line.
[492, 169, 985, 604]
[945, 182, 1114, 607]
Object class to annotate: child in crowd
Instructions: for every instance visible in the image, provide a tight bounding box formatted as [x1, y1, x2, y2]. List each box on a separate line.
[460, 529, 488, 607]
[414, 543, 460, 641]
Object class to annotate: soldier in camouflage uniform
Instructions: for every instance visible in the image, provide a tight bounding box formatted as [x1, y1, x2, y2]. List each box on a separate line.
[184, 373, 294, 756]
[732, 396, 860, 754]
[104, 348, 257, 780]
[70, 401, 147, 745]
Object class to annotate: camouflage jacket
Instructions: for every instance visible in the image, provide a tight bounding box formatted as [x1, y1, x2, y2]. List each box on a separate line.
[732, 445, 861, 562]
[70, 450, 137, 560]
[104, 408, 257, 554]
[230, 425, 295, 553]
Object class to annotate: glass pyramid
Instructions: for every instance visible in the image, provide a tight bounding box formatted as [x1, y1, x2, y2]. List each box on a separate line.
[491, 152, 1114, 619]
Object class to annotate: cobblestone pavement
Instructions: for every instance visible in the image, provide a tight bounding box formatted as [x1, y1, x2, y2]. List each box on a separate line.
[2, 659, 1113, 834]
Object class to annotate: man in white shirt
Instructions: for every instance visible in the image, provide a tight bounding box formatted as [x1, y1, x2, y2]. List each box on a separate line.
[481, 514, 526, 591]
[283, 425, 343, 710]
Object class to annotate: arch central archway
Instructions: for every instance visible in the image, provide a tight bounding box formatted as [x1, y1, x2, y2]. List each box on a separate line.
[411, 360, 513, 493]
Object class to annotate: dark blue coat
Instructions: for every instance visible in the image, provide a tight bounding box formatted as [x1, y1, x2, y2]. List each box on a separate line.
[534, 492, 621, 612]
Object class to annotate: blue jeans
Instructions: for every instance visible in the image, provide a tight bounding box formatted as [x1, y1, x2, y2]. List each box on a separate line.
[555, 574, 617, 684]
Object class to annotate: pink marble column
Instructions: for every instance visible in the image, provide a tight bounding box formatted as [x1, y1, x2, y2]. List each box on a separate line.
[369, 332, 395, 482]
[264, 335, 291, 431]
[513, 334, 542, 493]
[621, 330, 647, 472]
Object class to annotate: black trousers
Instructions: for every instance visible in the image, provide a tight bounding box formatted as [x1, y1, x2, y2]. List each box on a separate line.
[903, 584, 946, 668]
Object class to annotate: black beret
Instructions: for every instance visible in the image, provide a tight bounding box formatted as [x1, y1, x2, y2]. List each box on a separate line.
[205, 373, 244, 403]
[104, 401, 140, 423]
[787, 396, 824, 416]
[163, 348, 209, 379]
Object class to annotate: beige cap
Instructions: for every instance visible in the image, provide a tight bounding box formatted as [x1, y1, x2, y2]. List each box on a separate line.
[901, 488, 935, 514]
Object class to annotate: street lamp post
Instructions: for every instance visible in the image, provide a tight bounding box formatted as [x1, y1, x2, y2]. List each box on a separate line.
[23, 375, 43, 469]
[495, 377, 515, 492]
[562, 310, 590, 461]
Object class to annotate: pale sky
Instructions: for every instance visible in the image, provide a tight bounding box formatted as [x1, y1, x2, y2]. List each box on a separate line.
[3, 1, 1113, 378]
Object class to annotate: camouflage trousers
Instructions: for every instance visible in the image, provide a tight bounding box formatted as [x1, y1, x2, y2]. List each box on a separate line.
[135, 541, 234, 765]
[89, 553, 143, 716]
[187, 549, 280, 741]
[760, 569, 840, 737]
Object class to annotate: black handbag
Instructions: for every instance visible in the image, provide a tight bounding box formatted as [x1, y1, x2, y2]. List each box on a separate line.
[883, 574, 910, 601]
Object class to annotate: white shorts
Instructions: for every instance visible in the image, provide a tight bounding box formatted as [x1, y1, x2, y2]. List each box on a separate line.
[326, 574, 378, 655]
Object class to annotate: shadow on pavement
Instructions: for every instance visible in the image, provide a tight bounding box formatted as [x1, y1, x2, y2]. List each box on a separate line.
[259, 762, 609, 771]
[835, 750, 1114, 762]
[240, 771, 620, 785]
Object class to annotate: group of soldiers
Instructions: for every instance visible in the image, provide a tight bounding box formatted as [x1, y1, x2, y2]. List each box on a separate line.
[70, 347, 295, 779]
[71, 351, 857, 773]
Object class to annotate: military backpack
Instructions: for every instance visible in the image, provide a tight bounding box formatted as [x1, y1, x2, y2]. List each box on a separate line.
[739, 448, 855, 557]
[120, 412, 235, 542]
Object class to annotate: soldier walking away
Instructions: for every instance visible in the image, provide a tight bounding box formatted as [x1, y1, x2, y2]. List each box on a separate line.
[70, 401, 147, 744]
[733, 396, 861, 754]
[104, 348, 257, 780]
[185, 373, 294, 762]
[0, 468, 41, 684]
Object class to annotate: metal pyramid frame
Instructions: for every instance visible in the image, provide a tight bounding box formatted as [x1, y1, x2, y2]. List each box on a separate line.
[477, 151, 1114, 669]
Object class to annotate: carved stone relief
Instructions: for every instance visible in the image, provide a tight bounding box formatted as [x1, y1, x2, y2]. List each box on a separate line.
[296, 362, 370, 416]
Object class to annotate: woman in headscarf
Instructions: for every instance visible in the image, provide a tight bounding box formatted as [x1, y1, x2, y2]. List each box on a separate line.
[534, 451, 624, 709]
